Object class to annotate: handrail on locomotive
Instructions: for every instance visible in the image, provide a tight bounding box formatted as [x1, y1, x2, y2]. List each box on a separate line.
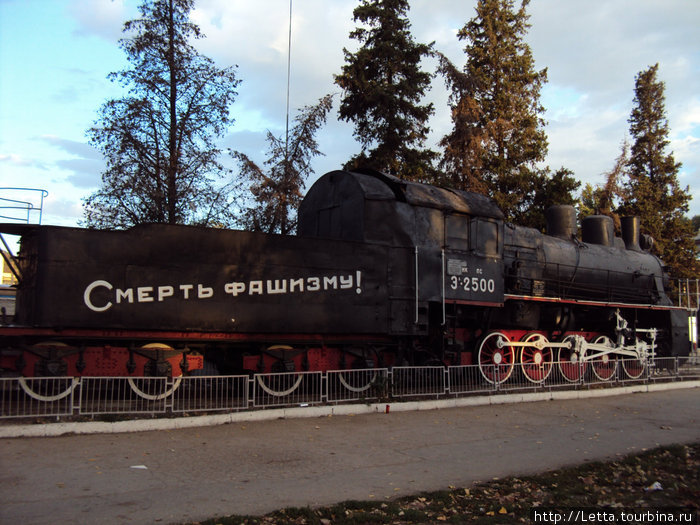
[0, 187, 48, 225]
[0, 187, 49, 284]
[677, 278, 699, 312]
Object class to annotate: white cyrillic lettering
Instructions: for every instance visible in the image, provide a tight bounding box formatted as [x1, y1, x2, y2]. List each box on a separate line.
[267, 280, 287, 294]
[225, 282, 246, 296]
[84, 280, 113, 312]
[340, 275, 353, 289]
[249, 281, 264, 295]
[137, 287, 154, 302]
[158, 286, 174, 301]
[180, 284, 194, 299]
[323, 276, 338, 290]
[85, 272, 366, 311]
[289, 278, 304, 293]
[116, 288, 134, 304]
[198, 284, 213, 299]
[307, 277, 320, 291]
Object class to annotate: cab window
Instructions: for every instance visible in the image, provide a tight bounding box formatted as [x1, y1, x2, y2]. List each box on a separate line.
[445, 214, 469, 251]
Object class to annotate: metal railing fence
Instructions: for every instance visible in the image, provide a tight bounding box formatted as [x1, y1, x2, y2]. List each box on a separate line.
[172, 375, 249, 413]
[326, 368, 389, 402]
[0, 377, 77, 418]
[1, 357, 698, 420]
[391, 366, 445, 398]
[252, 371, 322, 408]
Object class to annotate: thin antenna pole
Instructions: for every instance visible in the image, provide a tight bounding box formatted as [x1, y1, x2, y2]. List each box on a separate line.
[285, 0, 292, 162]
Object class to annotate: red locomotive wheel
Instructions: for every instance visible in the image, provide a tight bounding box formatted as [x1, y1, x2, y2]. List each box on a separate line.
[557, 334, 588, 382]
[477, 331, 515, 384]
[519, 332, 553, 383]
[622, 357, 646, 379]
[590, 335, 617, 381]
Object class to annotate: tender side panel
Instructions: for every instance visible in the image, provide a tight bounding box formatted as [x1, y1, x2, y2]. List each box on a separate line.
[17, 225, 414, 336]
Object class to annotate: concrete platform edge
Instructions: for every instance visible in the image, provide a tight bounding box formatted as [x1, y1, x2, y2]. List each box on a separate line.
[2, 380, 698, 439]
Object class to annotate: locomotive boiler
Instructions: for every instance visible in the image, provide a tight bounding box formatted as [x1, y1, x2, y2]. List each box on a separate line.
[0, 168, 691, 383]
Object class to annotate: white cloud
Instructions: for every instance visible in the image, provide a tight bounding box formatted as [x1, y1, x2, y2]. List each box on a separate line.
[67, 0, 133, 41]
[671, 99, 700, 136]
[0, 153, 46, 169]
[40, 135, 100, 159]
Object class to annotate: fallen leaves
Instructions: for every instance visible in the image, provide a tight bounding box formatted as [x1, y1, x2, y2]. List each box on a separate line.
[187, 443, 699, 525]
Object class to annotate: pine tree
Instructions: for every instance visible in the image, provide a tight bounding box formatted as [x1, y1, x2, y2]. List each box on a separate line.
[692, 215, 700, 233]
[84, 0, 240, 228]
[439, 0, 569, 226]
[335, 0, 436, 181]
[527, 167, 580, 231]
[232, 95, 333, 235]
[621, 64, 698, 279]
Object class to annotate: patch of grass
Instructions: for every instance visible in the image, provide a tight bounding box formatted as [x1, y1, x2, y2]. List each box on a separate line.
[187, 443, 699, 524]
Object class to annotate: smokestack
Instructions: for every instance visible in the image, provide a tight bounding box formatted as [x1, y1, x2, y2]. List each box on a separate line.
[546, 205, 577, 240]
[582, 215, 614, 247]
[621, 216, 641, 251]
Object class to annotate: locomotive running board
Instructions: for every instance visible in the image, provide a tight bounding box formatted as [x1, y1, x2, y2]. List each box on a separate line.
[504, 293, 689, 311]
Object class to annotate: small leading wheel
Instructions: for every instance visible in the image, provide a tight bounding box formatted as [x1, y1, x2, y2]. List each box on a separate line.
[590, 335, 617, 381]
[477, 331, 515, 384]
[557, 335, 587, 382]
[520, 333, 553, 383]
[622, 355, 646, 379]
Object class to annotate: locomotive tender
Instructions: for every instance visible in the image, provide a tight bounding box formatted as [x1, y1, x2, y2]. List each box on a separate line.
[0, 168, 691, 383]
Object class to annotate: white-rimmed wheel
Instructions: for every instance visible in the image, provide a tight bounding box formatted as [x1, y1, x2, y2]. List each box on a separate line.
[519, 333, 553, 383]
[477, 331, 515, 384]
[590, 335, 617, 381]
[557, 334, 587, 382]
[622, 354, 647, 379]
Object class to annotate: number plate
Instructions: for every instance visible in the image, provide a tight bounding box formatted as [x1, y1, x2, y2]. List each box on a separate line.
[445, 256, 503, 303]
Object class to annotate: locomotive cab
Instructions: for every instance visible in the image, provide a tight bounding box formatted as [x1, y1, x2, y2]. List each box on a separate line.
[299, 169, 506, 363]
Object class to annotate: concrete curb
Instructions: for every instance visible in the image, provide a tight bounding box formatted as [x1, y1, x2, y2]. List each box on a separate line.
[1, 380, 698, 439]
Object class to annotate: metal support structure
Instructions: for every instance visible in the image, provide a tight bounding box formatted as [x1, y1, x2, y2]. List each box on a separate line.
[414, 246, 419, 324]
[677, 278, 699, 311]
[0, 187, 48, 284]
[441, 249, 446, 325]
[0, 234, 21, 282]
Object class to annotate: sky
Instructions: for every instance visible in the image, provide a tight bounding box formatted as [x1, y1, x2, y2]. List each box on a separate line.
[0, 0, 699, 243]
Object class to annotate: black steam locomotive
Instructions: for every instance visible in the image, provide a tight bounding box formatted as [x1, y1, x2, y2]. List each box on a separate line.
[0, 169, 691, 383]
